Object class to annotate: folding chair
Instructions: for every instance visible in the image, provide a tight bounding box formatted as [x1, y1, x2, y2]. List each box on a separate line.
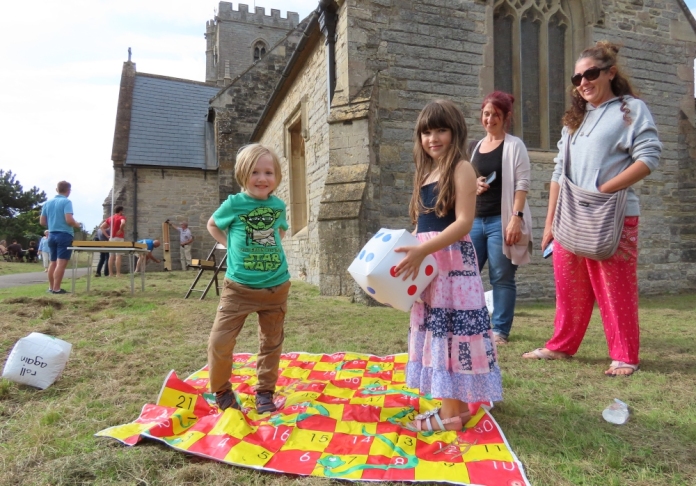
[184, 243, 227, 300]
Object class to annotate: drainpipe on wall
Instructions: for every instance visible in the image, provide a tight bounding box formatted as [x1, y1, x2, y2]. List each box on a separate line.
[133, 167, 138, 241]
[318, 0, 338, 109]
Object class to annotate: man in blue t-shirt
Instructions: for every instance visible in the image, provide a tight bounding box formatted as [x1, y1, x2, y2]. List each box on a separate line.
[40, 181, 81, 294]
[135, 239, 161, 273]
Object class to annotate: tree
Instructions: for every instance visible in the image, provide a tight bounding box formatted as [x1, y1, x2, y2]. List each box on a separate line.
[0, 170, 47, 242]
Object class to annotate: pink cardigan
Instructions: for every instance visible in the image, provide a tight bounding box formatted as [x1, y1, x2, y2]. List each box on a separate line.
[472, 133, 533, 265]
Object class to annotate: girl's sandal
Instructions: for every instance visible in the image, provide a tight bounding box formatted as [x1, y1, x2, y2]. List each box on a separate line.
[521, 348, 571, 360]
[407, 408, 463, 432]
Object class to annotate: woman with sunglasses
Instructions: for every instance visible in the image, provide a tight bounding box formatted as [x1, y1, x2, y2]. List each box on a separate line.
[470, 91, 533, 345]
[523, 41, 662, 376]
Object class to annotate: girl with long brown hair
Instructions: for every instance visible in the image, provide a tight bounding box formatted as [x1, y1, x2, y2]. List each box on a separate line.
[394, 100, 503, 431]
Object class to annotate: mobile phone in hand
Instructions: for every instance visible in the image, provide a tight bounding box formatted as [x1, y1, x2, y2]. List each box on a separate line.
[543, 241, 554, 259]
[485, 172, 497, 185]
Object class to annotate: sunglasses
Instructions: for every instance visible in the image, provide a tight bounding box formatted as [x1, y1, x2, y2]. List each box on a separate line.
[571, 66, 610, 87]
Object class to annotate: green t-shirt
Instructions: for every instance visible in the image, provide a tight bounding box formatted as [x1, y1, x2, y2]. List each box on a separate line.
[213, 192, 290, 288]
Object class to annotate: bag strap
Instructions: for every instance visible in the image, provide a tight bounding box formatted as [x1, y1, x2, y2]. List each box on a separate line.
[563, 131, 571, 177]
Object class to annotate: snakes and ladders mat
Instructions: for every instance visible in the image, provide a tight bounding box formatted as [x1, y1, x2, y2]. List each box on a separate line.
[96, 352, 530, 486]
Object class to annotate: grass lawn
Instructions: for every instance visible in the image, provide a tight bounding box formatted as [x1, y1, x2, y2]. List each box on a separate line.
[0, 253, 93, 276]
[0, 272, 694, 485]
[0, 261, 46, 276]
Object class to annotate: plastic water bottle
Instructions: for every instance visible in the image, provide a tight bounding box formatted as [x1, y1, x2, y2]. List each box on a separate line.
[602, 399, 630, 425]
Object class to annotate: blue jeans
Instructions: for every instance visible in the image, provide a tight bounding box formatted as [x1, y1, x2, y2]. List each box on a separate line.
[470, 215, 518, 339]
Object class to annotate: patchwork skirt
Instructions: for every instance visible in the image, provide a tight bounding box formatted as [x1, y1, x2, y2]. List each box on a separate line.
[406, 232, 503, 404]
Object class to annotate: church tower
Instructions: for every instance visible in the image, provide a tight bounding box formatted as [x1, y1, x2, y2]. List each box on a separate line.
[205, 2, 300, 86]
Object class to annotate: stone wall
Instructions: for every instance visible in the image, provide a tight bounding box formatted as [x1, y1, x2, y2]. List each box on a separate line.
[110, 167, 220, 271]
[211, 21, 308, 204]
[206, 2, 300, 85]
[256, 32, 330, 287]
[206, 0, 696, 299]
[339, 0, 696, 299]
[346, 0, 490, 231]
[588, 0, 696, 294]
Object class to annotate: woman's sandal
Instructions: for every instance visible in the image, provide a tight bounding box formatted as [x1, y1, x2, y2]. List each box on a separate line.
[407, 408, 468, 432]
[521, 348, 571, 360]
[605, 360, 639, 377]
[494, 334, 508, 345]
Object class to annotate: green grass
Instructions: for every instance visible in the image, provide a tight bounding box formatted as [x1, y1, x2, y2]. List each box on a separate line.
[0, 252, 93, 276]
[0, 261, 46, 275]
[0, 272, 694, 485]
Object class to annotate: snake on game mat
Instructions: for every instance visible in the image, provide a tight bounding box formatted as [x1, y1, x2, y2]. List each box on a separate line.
[317, 426, 419, 477]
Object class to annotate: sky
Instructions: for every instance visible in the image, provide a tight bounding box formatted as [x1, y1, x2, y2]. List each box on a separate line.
[0, 0, 317, 232]
[1, 1, 695, 232]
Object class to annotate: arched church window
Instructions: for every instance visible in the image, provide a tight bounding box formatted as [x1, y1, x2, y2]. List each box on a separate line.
[253, 41, 268, 61]
[494, 0, 573, 149]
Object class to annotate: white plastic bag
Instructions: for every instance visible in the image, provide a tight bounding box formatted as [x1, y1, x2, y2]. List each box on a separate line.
[485, 290, 494, 316]
[348, 228, 438, 312]
[602, 398, 630, 425]
[2, 332, 72, 389]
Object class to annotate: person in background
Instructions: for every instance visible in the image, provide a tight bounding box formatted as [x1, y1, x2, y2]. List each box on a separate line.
[7, 240, 24, 262]
[522, 41, 662, 376]
[169, 221, 194, 270]
[27, 240, 38, 263]
[101, 206, 126, 277]
[135, 239, 161, 273]
[40, 181, 81, 294]
[469, 91, 533, 345]
[38, 231, 50, 271]
[94, 227, 110, 277]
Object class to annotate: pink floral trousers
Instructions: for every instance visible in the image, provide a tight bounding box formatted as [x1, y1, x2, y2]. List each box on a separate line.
[546, 217, 640, 365]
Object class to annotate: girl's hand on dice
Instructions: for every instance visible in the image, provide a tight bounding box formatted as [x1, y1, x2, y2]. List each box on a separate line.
[393, 245, 427, 281]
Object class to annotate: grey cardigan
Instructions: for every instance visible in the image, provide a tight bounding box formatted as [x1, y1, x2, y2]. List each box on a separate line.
[551, 96, 662, 216]
[472, 133, 534, 265]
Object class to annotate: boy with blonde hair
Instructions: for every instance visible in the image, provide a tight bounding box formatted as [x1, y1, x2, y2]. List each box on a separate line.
[206, 144, 290, 414]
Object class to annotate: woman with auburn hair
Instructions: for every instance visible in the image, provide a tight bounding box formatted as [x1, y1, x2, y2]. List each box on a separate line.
[523, 41, 662, 376]
[469, 91, 533, 345]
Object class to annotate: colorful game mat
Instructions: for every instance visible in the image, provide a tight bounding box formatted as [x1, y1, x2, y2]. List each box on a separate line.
[96, 352, 530, 485]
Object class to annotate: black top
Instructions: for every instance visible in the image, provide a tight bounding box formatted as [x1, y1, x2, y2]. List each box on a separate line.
[417, 182, 456, 233]
[472, 141, 504, 217]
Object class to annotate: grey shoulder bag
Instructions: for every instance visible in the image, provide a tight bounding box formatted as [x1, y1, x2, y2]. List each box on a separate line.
[552, 133, 628, 260]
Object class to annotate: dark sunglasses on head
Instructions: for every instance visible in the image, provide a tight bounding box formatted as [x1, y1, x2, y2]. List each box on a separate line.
[571, 66, 610, 87]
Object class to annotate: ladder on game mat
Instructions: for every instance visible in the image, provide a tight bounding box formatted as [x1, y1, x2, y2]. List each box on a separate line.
[184, 243, 227, 300]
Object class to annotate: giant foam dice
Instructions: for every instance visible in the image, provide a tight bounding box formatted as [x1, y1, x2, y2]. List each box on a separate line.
[348, 228, 438, 312]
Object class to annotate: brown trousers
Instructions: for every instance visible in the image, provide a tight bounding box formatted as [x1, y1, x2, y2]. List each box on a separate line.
[208, 279, 290, 395]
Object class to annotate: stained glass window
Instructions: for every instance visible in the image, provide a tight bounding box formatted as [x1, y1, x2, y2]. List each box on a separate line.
[548, 15, 567, 145]
[521, 12, 541, 148]
[493, 0, 572, 150]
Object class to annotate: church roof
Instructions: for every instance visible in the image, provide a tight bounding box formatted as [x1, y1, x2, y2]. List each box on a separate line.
[125, 73, 220, 169]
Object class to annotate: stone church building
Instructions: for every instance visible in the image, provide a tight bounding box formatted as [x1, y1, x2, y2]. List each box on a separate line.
[110, 0, 696, 299]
